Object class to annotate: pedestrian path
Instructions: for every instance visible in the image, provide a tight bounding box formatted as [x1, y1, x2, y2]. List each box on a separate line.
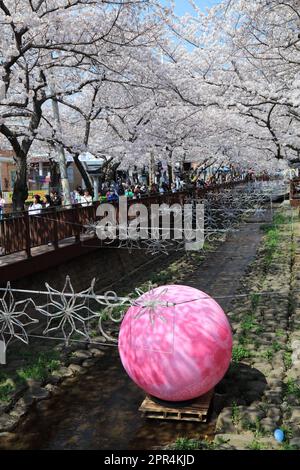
[185, 221, 264, 312]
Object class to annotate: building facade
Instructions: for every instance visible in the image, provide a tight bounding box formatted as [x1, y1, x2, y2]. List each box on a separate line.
[0, 149, 83, 203]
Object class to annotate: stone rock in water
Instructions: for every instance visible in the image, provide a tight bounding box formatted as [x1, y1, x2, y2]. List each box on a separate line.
[119, 285, 233, 402]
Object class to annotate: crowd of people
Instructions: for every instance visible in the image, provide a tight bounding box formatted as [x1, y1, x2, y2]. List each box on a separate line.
[27, 179, 200, 214]
[28, 188, 93, 214]
[8, 160, 273, 217]
[99, 180, 175, 201]
[95, 166, 261, 201]
[25, 166, 267, 214]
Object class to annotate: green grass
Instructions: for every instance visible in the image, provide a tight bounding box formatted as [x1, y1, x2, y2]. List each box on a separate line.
[283, 379, 300, 400]
[260, 212, 289, 234]
[238, 334, 250, 346]
[203, 241, 212, 251]
[240, 314, 262, 334]
[260, 223, 273, 233]
[272, 341, 282, 353]
[0, 381, 15, 402]
[99, 304, 125, 323]
[261, 214, 283, 267]
[232, 345, 252, 363]
[273, 213, 288, 226]
[243, 418, 266, 438]
[283, 351, 292, 370]
[231, 401, 241, 426]
[250, 293, 260, 313]
[261, 341, 284, 362]
[0, 371, 8, 382]
[241, 315, 256, 332]
[16, 351, 61, 383]
[99, 310, 111, 322]
[280, 443, 299, 451]
[247, 440, 267, 450]
[275, 329, 286, 338]
[280, 424, 293, 441]
[265, 228, 279, 250]
[151, 270, 172, 284]
[214, 436, 230, 447]
[261, 348, 274, 362]
[271, 212, 288, 232]
[89, 329, 99, 338]
[170, 437, 214, 450]
[0, 371, 16, 403]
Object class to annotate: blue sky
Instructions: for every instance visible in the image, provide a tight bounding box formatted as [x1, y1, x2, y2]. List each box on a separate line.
[172, 0, 220, 16]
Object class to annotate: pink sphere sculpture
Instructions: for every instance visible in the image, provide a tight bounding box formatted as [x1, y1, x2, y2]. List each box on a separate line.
[118, 285, 232, 402]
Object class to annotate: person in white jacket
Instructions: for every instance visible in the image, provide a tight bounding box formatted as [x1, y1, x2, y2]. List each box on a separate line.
[29, 195, 43, 215]
[0, 191, 5, 220]
[80, 190, 93, 207]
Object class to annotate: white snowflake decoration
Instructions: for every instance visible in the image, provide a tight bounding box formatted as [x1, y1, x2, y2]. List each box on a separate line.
[133, 285, 175, 326]
[35, 276, 98, 345]
[83, 220, 98, 237]
[0, 282, 38, 363]
[117, 237, 142, 253]
[142, 237, 175, 255]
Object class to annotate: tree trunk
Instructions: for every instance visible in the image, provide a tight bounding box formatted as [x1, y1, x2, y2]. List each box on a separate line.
[49, 158, 61, 192]
[73, 154, 94, 195]
[168, 164, 173, 184]
[12, 153, 28, 212]
[107, 161, 120, 182]
[149, 151, 155, 186]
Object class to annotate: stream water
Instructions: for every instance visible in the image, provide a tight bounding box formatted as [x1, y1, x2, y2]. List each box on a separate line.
[0, 350, 215, 450]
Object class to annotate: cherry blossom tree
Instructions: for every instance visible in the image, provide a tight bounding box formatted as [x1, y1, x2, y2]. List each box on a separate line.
[0, 0, 173, 210]
[172, 0, 300, 167]
[2, 0, 295, 213]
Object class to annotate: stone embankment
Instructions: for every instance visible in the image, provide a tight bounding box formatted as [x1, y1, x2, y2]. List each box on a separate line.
[214, 209, 300, 450]
[0, 337, 108, 434]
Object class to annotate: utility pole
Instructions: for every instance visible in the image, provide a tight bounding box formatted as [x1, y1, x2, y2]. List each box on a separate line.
[50, 86, 72, 206]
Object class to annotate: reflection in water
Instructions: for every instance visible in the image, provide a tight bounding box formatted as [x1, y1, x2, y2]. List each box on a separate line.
[0, 350, 214, 450]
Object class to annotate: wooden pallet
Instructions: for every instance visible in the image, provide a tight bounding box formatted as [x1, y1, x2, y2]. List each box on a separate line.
[139, 389, 214, 423]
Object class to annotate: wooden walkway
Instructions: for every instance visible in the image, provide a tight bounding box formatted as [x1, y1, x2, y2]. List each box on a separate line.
[0, 234, 100, 283]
